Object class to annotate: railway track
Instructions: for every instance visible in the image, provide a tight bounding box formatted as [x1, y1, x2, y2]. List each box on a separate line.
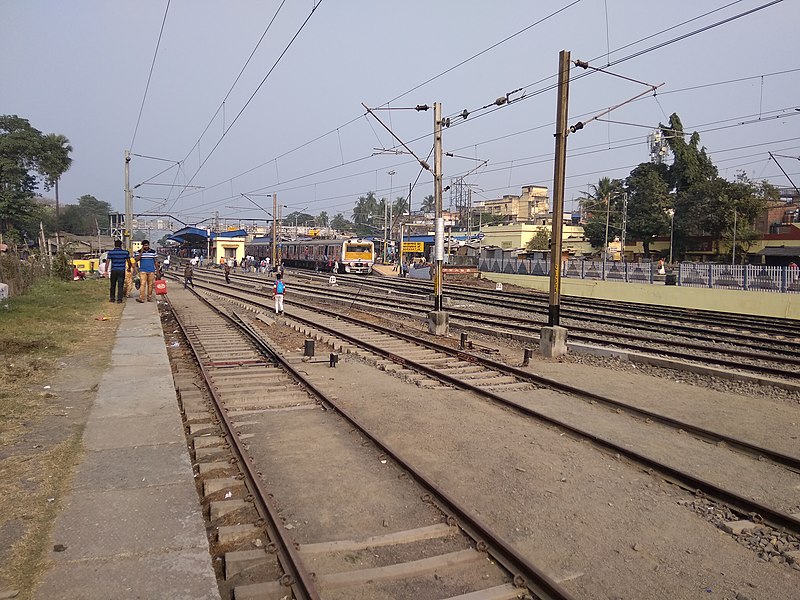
[198, 269, 800, 385]
[173, 273, 800, 543]
[299, 268, 800, 344]
[165, 286, 574, 600]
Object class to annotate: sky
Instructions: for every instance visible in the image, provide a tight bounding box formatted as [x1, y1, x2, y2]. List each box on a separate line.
[2, 0, 799, 230]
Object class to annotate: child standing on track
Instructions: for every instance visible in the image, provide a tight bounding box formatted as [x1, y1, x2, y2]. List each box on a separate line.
[272, 273, 285, 315]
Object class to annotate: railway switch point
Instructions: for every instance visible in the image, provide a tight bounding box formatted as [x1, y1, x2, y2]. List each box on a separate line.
[329, 352, 339, 368]
[427, 310, 449, 336]
[540, 325, 568, 358]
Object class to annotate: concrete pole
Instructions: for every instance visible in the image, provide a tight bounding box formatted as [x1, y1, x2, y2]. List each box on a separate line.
[124, 150, 132, 250]
[621, 192, 628, 260]
[383, 196, 388, 263]
[433, 102, 444, 311]
[547, 50, 570, 327]
[732, 208, 737, 265]
[603, 193, 610, 262]
[272, 193, 277, 268]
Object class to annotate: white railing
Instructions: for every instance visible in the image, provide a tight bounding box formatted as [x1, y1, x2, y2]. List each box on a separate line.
[476, 258, 799, 293]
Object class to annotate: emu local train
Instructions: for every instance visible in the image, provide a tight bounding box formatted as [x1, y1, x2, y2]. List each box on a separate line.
[246, 238, 375, 274]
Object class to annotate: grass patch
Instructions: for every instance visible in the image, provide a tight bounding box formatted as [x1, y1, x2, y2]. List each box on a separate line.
[0, 279, 111, 357]
[0, 277, 121, 597]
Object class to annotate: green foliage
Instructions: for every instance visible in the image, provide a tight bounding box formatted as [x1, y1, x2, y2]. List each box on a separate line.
[579, 177, 624, 249]
[525, 228, 550, 251]
[624, 162, 671, 254]
[0, 116, 72, 236]
[330, 213, 350, 231]
[420, 195, 435, 213]
[574, 113, 776, 260]
[52, 251, 72, 281]
[317, 211, 329, 226]
[60, 194, 111, 235]
[392, 196, 408, 216]
[352, 191, 379, 224]
[38, 134, 73, 189]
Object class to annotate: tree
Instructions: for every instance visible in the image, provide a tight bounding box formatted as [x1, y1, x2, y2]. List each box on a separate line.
[580, 177, 624, 250]
[0, 115, 72, 239]
[352, 191, 379, 225]
[330, 213, 350, 231]
[420, 195, 435, 213]
[392, 196, 408, 217]
[525, 228, 550, 251]
[624, 162, 671, 255]
[60, 194, 111, 235]
[39, 133, 73, 227]
[317, 211, 329, 227]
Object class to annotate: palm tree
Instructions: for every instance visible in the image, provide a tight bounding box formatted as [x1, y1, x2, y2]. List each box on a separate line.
[581, 177, 623, 255]
[421, 194, 435, 213]
[40, 133, 73, 229]
[352, 191, 378, 224]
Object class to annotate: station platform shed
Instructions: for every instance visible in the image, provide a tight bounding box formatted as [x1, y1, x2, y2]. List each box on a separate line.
[168, 227, 247, 264]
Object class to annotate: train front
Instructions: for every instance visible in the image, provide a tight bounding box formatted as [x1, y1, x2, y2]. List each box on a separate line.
[341, 239, 374, 274]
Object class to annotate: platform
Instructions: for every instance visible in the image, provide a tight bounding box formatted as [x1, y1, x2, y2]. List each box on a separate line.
[35, 299, 220, 600]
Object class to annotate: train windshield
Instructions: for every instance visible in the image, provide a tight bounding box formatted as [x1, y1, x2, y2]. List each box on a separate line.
[345, 244, 372, 254]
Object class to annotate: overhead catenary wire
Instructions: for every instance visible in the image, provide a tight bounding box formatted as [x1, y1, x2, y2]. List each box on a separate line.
[168, 1, 585, 205]
[130, 0, 171, 151]
[170, 0, 326, 206]
[179, 102, 800, 220]
[174, 1, 787, 220]
[173, 0, 289, 172]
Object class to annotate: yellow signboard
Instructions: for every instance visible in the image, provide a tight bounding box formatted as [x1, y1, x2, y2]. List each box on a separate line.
[402, 242, 424, 253]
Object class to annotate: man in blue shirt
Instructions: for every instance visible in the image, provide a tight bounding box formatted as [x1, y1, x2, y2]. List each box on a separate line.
[134, 240, 159, 303]
[107, 239, 132, 303]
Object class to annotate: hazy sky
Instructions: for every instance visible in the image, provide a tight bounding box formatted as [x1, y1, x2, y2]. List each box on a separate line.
[2, 0, 798, 228]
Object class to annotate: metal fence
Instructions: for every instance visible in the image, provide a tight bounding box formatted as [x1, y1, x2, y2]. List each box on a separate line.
[477, 257, 800, 294]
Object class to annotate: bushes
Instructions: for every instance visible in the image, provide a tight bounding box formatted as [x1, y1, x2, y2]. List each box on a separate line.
[0, 250, 52, 296]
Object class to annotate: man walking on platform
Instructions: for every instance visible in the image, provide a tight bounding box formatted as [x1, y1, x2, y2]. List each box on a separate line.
[272, 273, 285, 315]
[135, 240, 159, 303]
[107, 239, 132, 303]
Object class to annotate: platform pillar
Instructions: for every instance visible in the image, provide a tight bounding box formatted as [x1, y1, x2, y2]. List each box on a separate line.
[540, 325, 568, 358]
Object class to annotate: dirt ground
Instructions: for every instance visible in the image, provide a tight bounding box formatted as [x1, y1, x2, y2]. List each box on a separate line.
[292, 350, 800, 599]
[0, 279, 121, 599]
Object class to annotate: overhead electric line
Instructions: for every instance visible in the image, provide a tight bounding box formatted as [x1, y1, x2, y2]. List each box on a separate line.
[130, 0, 171, 151]
[173, 1, 787, 218]
[170, 0, 326, 205]
[174, 0, 289, 171]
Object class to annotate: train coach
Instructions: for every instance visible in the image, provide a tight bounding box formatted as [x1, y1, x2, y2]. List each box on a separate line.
[245, 238, 374, 274]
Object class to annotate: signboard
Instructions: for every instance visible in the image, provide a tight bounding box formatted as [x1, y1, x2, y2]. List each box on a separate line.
[476, 232, 485, 240]
[402, 242, 424, 253]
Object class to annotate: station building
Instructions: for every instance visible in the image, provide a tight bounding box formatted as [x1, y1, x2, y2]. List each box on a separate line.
[167, 227, 248, 264]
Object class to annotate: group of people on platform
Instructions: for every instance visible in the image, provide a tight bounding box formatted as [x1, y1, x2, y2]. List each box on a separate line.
[77, 242, 289, 315]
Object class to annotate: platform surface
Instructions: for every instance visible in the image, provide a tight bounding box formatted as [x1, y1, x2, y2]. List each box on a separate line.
[35, 299, 220, 600]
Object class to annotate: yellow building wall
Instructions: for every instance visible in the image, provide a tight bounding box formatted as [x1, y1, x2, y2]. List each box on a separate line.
[213, 238, 245, 263]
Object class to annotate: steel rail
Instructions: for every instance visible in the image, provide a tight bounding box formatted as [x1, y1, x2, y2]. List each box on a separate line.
[208, 271, 800, 379]
[166, 295, 321, 600]
[179, 278, 800, 536]
[315, 269, 800, 341]
[176, 283, 577, 600]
